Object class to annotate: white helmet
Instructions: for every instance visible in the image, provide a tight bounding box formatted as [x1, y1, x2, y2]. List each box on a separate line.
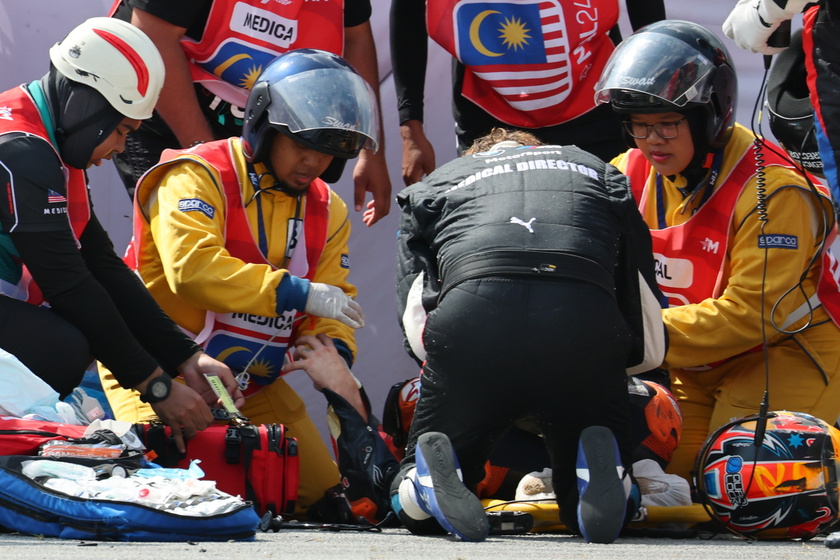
[49, 17, 164, 120]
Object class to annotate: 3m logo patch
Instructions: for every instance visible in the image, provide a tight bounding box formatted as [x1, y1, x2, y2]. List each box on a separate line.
[340, 254, 350, 269]
[178, 198, 215, 219]
[758, 234, 798, 249]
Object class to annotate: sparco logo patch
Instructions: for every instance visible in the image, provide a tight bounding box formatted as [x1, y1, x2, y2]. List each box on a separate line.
[758, 234, 798, 249]
[178, 198, 215, 219]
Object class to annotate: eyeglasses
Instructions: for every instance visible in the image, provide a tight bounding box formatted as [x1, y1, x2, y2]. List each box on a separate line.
[623, 118, 686, 140]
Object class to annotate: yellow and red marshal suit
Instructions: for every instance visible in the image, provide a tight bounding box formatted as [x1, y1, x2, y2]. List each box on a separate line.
[100, 137, 356, 512]
[612, 123, 840, 482]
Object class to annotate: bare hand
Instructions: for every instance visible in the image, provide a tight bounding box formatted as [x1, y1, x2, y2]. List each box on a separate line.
[353, 147, 392, 227]
[400, 120, 436, 186]
[178, 351, 245, 411]
[281, 334, 367, 420]
[149, 381, 214, 453]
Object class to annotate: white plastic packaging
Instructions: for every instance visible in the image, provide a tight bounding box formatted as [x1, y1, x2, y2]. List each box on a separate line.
[21, 459, 96, 482]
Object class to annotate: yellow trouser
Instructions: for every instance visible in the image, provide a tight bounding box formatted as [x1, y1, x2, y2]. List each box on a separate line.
[98, 365, 339, 514]
[665, 320, 840, 483]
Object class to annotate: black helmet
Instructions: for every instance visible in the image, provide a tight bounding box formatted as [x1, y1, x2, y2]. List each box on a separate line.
[243, 49, 379, 183]
[766, 29, 822, 176]
[595, 20, 737, 150]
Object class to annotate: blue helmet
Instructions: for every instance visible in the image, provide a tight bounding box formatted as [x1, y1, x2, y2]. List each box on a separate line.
[243, 49, 379, 183]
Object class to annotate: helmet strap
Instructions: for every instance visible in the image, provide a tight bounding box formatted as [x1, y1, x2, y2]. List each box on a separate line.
[244, 160, 307, 205]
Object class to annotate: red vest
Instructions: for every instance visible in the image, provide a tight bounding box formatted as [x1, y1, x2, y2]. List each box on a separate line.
[127, 139, 330, 396]
[0, 85, 90, 305]
[816, 227, 840, 327]
[110, 0, 345, 108]
[426, 0, 619, 128]
[623, 147, 840, 327]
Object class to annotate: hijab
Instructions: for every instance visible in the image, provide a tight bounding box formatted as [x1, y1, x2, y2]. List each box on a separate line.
[40, 67, 123, 169]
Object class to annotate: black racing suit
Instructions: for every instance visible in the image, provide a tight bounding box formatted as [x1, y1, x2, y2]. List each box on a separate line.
[393, 143, 665, 530]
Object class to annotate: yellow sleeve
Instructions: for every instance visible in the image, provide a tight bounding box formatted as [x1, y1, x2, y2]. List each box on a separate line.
[148, 162, 292, 318]
[295, 191, 357, 359]
[662, 172, 829, 369]
[610, 151, 630, 170]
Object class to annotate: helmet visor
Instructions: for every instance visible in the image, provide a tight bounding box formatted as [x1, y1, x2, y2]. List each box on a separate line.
[595, 33, 717, 108]
[266, 67, 379, 153]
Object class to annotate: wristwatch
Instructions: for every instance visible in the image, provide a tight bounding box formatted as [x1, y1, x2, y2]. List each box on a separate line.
[139, 374, 172, 404]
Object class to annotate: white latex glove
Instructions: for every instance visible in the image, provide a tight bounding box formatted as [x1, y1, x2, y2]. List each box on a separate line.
[723, 0, 809, 55]
[304, 282, 365, 328]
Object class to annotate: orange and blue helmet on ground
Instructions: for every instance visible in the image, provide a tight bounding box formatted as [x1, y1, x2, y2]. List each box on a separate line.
[627, 377, 682, 469]
[694, 411, 840, 539]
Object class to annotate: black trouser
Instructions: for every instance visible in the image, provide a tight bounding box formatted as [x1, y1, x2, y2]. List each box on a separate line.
[391, 276, 633, 525]
[0, 296, 91, 398]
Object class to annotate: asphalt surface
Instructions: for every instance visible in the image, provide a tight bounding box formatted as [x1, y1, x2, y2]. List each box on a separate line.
[3, 526, 840, 559]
